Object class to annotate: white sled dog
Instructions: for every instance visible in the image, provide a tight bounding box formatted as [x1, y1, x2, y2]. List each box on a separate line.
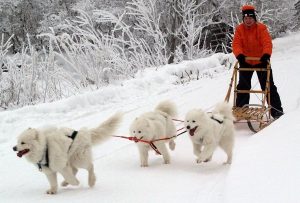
[184, 102, 235, 164]
[13, 112, 122, 194]
[129, 100, 177, 167]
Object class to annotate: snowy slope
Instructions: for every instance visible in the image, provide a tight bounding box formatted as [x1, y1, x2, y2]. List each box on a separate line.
[0, 31, 300, 203]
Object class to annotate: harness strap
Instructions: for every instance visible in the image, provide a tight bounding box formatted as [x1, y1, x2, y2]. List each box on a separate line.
[37, 162, 42, 171]
[149, 142, 161, 155]
[68, 130, 78, 140]
[175, 130, 187, 137]
[172, 118, 184, 122]
[37, 146, 49, 171]
[211, 116, 223, 124]
[67, 131, 78, 152]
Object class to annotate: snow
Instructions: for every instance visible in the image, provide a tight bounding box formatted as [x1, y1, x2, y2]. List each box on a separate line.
[1, 31, 300, 203]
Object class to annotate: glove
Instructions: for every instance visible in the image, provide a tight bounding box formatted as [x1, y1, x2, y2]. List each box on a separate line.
[236, 54, 252, 68]
[236, 54, 245, 64]
[259, 54, 271, 67]
[260, 54, 270, 63]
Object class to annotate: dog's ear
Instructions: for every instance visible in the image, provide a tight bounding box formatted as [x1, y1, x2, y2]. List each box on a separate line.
[145, 119, 151, 127]
[28, 128, 39, 140]
[197, 109, 205, 116]
[34, 130, 40, 141]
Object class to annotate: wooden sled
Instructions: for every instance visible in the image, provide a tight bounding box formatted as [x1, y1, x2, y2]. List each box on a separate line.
[224, 57, 272, 133]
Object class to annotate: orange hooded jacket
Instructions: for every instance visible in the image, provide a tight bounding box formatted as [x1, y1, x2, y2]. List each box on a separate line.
[232, 22, 272, 65]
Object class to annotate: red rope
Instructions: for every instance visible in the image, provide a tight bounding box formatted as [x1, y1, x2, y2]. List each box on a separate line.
[112, 129, 187, 155]
[112, 135, 150, 144]
[112, 135, 161, 154]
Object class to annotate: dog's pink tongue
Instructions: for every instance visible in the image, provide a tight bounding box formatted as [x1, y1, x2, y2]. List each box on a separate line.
[17, 149, 29, 157]
[189, 127, 197, 136]
[17, 151, 23, 157]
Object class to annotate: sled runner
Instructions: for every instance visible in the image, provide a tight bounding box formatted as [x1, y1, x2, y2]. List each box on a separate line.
[224, 57, 272, 132]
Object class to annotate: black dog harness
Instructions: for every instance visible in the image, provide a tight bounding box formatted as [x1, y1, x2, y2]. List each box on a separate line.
[37, 146, 49, 171]
[68, 130, 78, 140]
[36, 131, 78, 171]
[210, 116, 223, 124]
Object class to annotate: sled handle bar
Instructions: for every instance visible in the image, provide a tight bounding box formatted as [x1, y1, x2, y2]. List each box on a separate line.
[244, 56, 270, 64]
[245, 57, 260, 61]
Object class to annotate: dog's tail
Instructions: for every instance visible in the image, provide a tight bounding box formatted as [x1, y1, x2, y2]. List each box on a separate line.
[90, 112, 123, 145]
[213, 102, 235, 121]
[155, 100, 177, 117]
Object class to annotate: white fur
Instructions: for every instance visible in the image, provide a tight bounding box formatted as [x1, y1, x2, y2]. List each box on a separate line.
[13, 112, 122, 194]
[184, 102, 235, 164]
[129, 100, 177, 167]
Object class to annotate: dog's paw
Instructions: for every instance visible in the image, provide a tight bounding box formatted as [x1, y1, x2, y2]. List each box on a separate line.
[204, 157, 212, 162]
[164, 159, 170, 164]
[68, 179, 80, 186]
[46, 188, 57, 195]
[140, 163, 148, 167]
[89, 179, 96, 187]
[196, 156, 208, 163]
[169, 141, 176, 151]
[223, 160, 232, 165]
[61, 181, 69, 187]
[88, 174, 96, 187]
[197, 154, 210, 163]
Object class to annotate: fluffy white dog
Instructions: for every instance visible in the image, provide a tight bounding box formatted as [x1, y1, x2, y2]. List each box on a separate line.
[129, 100, 177, 167]
[13, 112, 122, 194]
[184, 102, 235, 164]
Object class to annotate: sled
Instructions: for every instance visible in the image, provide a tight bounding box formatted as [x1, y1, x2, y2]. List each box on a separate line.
[224, 57, 272, 132]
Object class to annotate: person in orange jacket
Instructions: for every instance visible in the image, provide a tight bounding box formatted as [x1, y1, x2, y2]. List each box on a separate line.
[232, 5, 284, 119]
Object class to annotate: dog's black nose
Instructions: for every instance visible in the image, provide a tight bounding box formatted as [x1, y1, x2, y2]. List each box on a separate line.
[186, 126, 190, 129]
[13, 146, 17, 151]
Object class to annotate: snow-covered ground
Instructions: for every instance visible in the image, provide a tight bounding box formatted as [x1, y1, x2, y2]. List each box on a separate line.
[1, 31, 300, 203]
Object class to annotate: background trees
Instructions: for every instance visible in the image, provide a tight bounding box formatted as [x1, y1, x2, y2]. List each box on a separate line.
[0, 0, 298, 53]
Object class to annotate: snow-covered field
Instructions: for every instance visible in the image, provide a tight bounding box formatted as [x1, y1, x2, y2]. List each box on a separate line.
[1, 31, 300, 203]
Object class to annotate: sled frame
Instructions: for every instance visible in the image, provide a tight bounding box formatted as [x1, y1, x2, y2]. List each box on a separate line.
[224, 57, 272, 132]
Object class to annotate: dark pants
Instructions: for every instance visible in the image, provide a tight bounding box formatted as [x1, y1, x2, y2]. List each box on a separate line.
[236, 64, 283, 117]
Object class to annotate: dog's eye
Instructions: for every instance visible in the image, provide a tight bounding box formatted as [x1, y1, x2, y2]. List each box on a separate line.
[133, 131, 135, 133]
[138, 131, 141, 133]
[21, 142, 25, 145]
[192, 120, 196, 123]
